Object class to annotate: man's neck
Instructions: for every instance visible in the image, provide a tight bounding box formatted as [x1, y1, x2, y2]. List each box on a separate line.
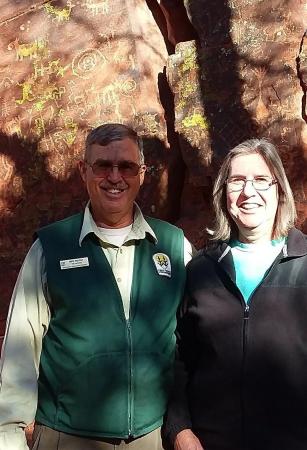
[92, 212, 134, 229]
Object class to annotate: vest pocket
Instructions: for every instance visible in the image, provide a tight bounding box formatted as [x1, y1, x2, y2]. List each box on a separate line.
[55, 352, 129, 436]
[132, 352, 174, 433]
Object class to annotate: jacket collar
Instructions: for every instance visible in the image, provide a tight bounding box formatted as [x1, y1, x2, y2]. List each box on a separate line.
[203, 241, 236, 283]
[203, 227, 307, 282]
[285, 228, 307, 257]
[206, 228, 307, 260]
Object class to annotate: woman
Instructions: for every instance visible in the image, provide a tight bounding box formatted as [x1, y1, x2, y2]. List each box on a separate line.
[164, 138, 307, 450]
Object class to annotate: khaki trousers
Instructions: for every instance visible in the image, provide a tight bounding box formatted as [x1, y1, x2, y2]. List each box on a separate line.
[32, 424, 164, 450]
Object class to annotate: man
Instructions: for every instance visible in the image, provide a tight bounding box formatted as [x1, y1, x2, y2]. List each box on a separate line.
[0, 123, 192, 450]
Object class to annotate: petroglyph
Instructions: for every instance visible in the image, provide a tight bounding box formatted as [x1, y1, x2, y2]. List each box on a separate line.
[44, 2, 72, 22]
[33, 60, 69, 79]
[51, 120, 78, 150]
[7, 38, 48, 61]
[253, 67, 270, 123]
[0, 100, 13, 118]
[99, 79, 137, 106]
[19, 21, 31, 32]
[34, 117, 46, 137]
[63, 118, 78, 146]
[98, 29, 115, 48]
[83, 0, 109, 16]
[72, 49, 106, 79]
[3, 116, 24, 140]
[0, 77, 14, 89]
[33, 85, 66, 110]
[15, 75, 67, 113]
[15, 79, 35, 105]
[0, 155, 14, 183]
[134, 112, 159, 135]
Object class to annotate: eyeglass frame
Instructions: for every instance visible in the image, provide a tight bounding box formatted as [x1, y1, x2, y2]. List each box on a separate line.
[85, 159, 146, 178]
[226, 176, 278, 192]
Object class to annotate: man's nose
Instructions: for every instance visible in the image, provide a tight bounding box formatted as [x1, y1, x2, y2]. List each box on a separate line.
[106, 165, 122, 182]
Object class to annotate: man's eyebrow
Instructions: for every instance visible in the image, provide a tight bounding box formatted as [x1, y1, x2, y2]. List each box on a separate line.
[92, 158, 137, 163]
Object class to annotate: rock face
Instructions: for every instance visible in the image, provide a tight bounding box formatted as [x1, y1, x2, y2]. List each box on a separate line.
[178, 0, 307, 226]
[163, 0, 306, 247]
[1, 0, 307, 338]
[0, 0, 173, 336]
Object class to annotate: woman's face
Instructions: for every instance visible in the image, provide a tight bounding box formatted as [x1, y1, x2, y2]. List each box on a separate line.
[226, 152, 279, 243]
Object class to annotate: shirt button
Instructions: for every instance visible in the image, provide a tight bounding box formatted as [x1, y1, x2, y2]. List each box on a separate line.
[119, 248, 123, 254]
[117, 277, 122, 283]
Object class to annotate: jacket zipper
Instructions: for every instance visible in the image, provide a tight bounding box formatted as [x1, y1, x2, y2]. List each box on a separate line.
[243, 304, 249, 349]
[240, 301, 249, 449]
[127, 319, 133, 436]
[243, 304, 249, 348]
[239, 252, 284, 448]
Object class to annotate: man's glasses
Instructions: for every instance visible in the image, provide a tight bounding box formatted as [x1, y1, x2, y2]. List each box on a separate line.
[226, 176, 277, 192]
[86, 159, 145, 178]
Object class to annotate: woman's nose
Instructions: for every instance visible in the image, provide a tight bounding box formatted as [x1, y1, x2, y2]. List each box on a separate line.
[242, 179, 257, 196]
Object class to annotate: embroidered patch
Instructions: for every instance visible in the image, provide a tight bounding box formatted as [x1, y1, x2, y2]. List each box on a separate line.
[60, 257, 89, 270]
[152, 253, 171, 278]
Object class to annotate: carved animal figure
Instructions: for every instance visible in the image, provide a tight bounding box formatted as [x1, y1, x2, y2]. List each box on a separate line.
[7, 38, 48, 61]
[84, 0, 109, 15]
[44, 3, 72, 22]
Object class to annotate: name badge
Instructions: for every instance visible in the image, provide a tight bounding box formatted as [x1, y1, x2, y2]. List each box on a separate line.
[60, 257, 89, 270]
[153, 253, 171, 278]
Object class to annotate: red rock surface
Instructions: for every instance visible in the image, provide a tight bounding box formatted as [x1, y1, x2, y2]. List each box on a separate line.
[1, 0, 306, 341]
[0, 0, 173, 337]
[178, 0, 307, 226]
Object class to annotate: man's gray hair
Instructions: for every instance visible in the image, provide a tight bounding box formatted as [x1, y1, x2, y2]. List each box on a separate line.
[85, 123, 144, 164]
[211, 138, 297, 241]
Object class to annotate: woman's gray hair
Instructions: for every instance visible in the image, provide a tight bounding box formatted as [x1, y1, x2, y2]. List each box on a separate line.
[85, 123, 144, 164]
[211, 138, 297, 241]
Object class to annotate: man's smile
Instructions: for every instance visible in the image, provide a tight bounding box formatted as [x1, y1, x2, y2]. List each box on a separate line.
[100, 185, 128, 198]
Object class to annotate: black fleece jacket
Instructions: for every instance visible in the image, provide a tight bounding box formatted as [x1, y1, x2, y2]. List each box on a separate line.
[164, 228, 307, 450]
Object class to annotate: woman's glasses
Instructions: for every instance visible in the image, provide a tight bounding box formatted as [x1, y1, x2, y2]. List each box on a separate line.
[226, 176, 277, 192]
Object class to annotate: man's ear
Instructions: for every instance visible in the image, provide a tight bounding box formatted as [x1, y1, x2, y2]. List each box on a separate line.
[139, 165, 146, 186]
[78, 160, 87, 183]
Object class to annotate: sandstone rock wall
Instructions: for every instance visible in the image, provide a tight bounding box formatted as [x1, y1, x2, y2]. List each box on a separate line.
[165, 0, 306, 236]
[1, 0, 306, 338]
[0, 0, 173, 337]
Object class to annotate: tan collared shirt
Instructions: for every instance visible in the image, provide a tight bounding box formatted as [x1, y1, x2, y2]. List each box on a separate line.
[0, 205, 193, 450]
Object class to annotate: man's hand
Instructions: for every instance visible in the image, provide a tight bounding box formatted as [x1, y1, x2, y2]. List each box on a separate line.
[25, 422, 34, 447]
[174, 429, 204, 450]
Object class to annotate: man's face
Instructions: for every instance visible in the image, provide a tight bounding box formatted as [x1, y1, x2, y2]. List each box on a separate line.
[78, 138, 146, 227]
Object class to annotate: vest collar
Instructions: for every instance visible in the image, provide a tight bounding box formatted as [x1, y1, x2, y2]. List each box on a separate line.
[79, 202, 157, 247]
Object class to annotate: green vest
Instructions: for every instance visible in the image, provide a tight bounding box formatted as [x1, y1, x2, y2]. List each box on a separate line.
[35, 212, 185, 438]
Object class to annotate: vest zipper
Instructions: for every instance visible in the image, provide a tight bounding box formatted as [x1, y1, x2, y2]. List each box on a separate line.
[127, 319, 133, 436]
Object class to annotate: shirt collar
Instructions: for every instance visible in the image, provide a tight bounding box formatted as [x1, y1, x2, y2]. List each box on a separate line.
[79, 202, 157, 246]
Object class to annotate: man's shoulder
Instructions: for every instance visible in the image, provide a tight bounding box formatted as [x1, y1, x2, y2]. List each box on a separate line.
[144, 216, 183, 235]
[38, 212, 83, 233]
[37, 212, 84, 245]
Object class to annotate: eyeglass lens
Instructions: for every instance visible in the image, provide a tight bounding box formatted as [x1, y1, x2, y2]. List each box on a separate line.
[91, 160, 141, 177]
[227, 177, 275, 191]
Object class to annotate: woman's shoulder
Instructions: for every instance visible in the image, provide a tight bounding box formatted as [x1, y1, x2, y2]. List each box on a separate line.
[188, 240, 229, 266]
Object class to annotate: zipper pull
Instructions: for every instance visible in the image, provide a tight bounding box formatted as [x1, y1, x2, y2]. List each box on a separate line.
[244, 304, 249, 318]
